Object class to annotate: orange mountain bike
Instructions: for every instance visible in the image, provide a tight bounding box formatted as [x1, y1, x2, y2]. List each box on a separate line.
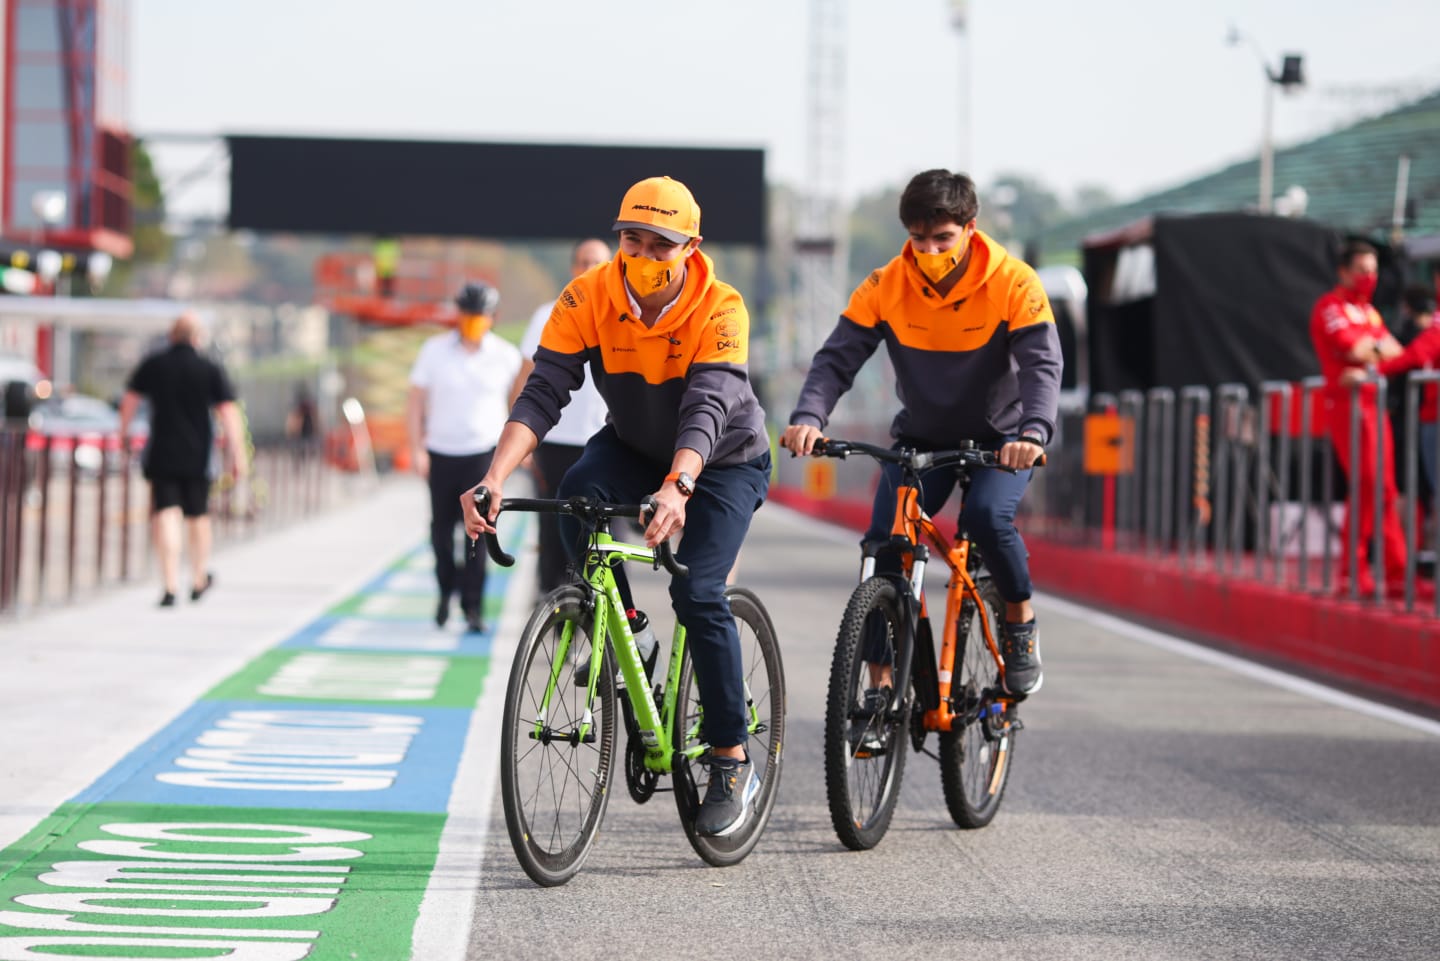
[813, 437, 1034, 850]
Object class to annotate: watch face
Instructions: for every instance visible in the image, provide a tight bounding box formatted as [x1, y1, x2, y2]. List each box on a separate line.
[677, 472, 695, 496]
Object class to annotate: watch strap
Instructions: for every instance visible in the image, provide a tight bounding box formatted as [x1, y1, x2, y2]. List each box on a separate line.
[664, 471, 694, 497]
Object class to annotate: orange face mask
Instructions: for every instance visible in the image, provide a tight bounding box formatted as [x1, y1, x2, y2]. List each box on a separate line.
[912, 228, 973, 284]
[458, 314, 492, 341]
[621, 243, 692, 296]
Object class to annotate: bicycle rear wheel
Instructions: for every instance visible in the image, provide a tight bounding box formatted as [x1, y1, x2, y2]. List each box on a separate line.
[939, 576, 1015, 829]
[500, 585, 616, 886]
[824, 575, 909, 850]
[674, 586, 786, 867]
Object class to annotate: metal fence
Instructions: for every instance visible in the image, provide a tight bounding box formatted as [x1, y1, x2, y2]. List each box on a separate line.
[0, 428, 349, 617]
[1029, 374, 1440, 615]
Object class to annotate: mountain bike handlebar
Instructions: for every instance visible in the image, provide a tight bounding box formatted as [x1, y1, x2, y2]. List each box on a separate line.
[470, 489, 689, 577]
[811, 437, 1045, 472]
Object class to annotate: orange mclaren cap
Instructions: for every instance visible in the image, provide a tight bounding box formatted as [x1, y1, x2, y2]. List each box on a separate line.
[612, 176, 701, 244]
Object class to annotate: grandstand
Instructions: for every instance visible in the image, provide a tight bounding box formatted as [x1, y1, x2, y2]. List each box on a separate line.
[1035, 89, 1440, 264]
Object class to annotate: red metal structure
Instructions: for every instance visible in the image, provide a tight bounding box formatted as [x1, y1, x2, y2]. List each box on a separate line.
[3, 0, 132, 258]
[314, 251, 479, 328]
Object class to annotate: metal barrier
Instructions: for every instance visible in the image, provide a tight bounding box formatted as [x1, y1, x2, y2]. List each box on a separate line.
[0, 428, 346, 617]
[1034, 376, 1440, 615]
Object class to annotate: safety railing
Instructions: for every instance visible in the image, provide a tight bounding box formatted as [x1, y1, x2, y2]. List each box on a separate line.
[0, 428, 348, 617]
[1030, 373, 1440, 615]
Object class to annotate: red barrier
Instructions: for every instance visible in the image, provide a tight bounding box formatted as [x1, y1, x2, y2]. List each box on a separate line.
[0, 430, 342, 615]
[767, 484, 1440, 711]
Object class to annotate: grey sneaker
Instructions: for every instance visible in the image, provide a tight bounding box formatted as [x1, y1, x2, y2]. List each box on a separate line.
[694, 754, 758, 837]
[852, 686, 892, 758]
[1001, 619, 1043, 696]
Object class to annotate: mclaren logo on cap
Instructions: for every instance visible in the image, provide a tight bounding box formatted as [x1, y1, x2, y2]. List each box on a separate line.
[632, 204, 680, 217]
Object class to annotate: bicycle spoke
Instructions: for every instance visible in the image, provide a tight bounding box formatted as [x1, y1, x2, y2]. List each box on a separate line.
[825, 577, 907, 850]
[940, 579, 1014, 829]
[502, 587, 616, 884]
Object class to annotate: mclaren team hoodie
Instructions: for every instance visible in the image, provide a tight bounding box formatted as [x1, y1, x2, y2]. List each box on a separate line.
[790, 229, 1063, 446]
[510, 250, 769, 468]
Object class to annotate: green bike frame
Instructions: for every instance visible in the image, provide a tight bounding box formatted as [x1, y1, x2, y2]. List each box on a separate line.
[536, 523, 762, 773]
[538, 525, 689, 773]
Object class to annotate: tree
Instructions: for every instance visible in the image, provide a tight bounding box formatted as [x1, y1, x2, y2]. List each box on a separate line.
[980, 173, 1062, 244]
[104, 140, 170, 295]
[1072, 184, 1118, 218]
[846, 186, 906, 288]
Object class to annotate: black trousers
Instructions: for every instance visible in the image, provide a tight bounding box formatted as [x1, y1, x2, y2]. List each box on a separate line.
[532, 442, 586, 592]
[428, 449, 494, 615]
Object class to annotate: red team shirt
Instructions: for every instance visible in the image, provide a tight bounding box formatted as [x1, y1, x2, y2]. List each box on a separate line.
[1310, 288, 1385, 406]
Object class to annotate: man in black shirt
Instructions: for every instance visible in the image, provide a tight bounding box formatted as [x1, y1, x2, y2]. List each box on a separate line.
[120, 313, 248, 606]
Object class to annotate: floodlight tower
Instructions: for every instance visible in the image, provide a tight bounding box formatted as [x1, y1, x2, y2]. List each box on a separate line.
[1227, 25, 1305, 214]
[792, 0, 849, 367]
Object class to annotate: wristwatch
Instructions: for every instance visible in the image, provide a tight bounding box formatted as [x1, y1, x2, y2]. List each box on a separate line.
[665, 471, 696, 497]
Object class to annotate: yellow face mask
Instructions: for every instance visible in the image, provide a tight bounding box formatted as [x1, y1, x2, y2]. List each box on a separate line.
[913, 248, 960, 284]
[912, 228, 973, 284]
[457, 314, 492, 342]
[621, 243, 691, 296]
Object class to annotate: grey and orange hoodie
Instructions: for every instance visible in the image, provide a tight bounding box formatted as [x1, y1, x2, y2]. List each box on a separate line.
[790, 230, 1063, 447]
[510, 250, 769, 468]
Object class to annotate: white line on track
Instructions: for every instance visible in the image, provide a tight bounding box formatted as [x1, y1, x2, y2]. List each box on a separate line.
[410, 532, 537, 961]
[764, 501, 1440, 739]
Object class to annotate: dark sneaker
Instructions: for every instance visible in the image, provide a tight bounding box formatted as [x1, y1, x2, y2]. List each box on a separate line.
[1001, 619, 1043, 696]
[852, 686, 892, 758]
[190, 572, 214, 602]
[158, 591, 176, 608]
[463, 608, 486, 634]
[694, 754, 759, 837]
[434, 594, 450, 628]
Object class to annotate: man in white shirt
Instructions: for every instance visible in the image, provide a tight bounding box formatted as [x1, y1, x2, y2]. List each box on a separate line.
[408, 281, 522, 631]
[511, 237, 612, 592]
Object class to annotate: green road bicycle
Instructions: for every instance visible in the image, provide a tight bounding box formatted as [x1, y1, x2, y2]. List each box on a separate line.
[472, 490, 786, 886]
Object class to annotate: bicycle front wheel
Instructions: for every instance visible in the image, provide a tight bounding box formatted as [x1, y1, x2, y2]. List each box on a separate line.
[500, 585, 616, 886]
[824, 576, 909, 851]
[674, 586, 786, 867]
[939, 576, 1015, 829]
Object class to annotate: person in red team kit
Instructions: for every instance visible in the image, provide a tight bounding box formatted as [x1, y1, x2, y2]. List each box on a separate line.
[1311, 239, 1405, 595]
[1342, 284, 1440, 505]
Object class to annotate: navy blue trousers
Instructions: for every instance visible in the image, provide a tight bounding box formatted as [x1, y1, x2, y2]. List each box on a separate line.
[863, 441, 1034, 603]
[558, 426, 770, 748]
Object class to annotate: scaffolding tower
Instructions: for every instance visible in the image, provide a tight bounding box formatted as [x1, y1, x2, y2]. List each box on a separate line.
[790, 0, 849, 369]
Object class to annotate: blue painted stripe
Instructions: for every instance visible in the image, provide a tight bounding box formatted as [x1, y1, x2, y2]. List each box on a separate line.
[71, 700, 472, 813]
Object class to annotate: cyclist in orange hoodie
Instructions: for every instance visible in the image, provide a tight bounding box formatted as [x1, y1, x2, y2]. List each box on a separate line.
[782, 169, 1061, 698]
[462, 176, 770, 838]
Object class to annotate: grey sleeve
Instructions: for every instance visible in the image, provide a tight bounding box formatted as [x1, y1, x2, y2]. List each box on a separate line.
[788, 316, 883, 429]
[508, 345, 585, 443]
[675, 363, 748, 464]
[1009, 322, 1063, 444]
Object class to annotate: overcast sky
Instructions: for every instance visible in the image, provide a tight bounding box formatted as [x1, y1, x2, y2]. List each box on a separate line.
[132, 0, 1440, 218]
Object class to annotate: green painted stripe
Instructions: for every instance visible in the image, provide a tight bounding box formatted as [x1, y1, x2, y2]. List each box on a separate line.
[0, 802, 439, 960]
[202, 649, 490, 708]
